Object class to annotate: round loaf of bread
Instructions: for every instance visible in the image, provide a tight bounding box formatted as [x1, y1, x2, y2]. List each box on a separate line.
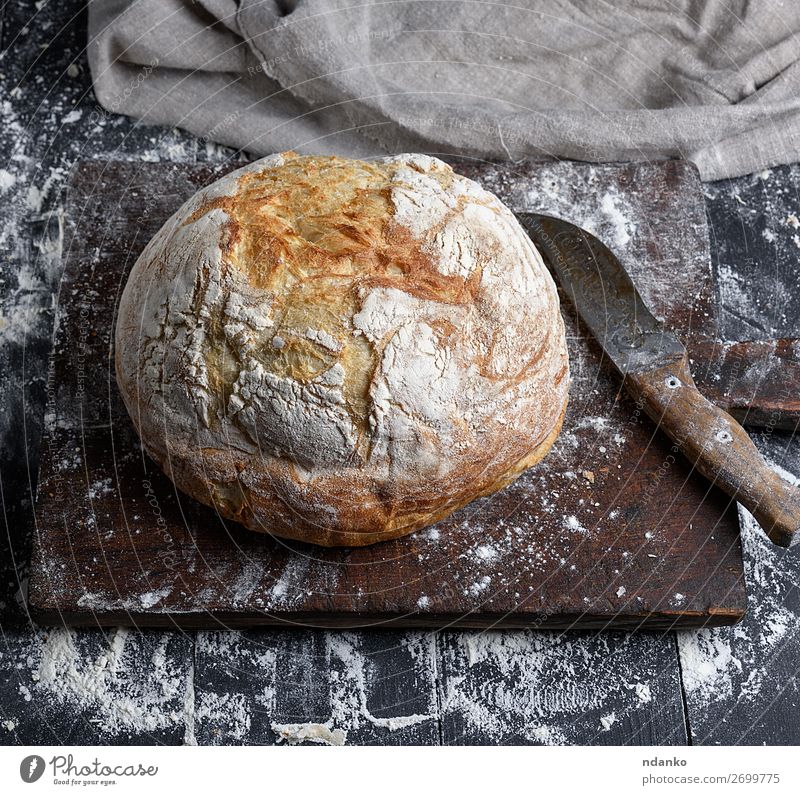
[115, 153, 569, 546]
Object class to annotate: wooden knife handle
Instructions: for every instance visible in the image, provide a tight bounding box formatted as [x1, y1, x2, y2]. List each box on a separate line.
[626, 353, 800, 547]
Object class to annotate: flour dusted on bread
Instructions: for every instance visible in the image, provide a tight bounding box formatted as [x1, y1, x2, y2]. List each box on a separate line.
[115, 153, 569, 546]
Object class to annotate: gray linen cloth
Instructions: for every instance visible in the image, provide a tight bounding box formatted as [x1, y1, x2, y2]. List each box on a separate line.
[88, 0, 800, 179]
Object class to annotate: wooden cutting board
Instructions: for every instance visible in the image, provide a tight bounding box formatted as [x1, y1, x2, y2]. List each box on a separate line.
[29, 158, 747, 629]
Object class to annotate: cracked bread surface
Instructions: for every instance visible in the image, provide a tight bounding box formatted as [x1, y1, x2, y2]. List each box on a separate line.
[115, 153, 570, 546]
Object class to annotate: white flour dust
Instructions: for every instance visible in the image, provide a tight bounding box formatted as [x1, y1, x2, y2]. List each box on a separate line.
[677, 457, 800, 740]
[189, 631, 437, 745]
[271, 722, 347, 746]
[440, 631, 663, 744]
[10, 627, 193, 739]
[706, 168, 800, 337]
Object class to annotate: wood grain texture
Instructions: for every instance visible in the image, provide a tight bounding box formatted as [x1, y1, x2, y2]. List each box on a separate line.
[438, 630, 688, 745]
[192, 630, 440, 745]
[691, 338, 800, 430]
[27, 158, 746, 630]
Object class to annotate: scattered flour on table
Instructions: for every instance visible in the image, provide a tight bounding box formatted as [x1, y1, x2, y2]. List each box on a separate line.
[441, 630, 662, 743]
[325, 633, 435, 736]
[677, 455, 800, 735]
[270, 557, 310, 605]
[191, 691, 252, 743]
[0, 168, 16, 191]
[187, 629, 665, 745]
[631, 682, 652, 703]
[707, 168, 800, 337]
[474, 544, 497, 562]
[599, 192, 633, 248]
[229, 559, 264, 606]
[75, 585, 172, 611]
[564, 515, 587, 534]
[189, 632, 437, 745]
[600, 712, 617, 731]
[271, 722, 346, 746]
[11, 627, 193, 738]
[467, 576, 492, 597]
[87, 478, 113, 499]
[524, 724, 568, 745]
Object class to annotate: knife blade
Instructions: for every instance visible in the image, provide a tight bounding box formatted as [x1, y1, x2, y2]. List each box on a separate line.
[517, 211, 800, 548]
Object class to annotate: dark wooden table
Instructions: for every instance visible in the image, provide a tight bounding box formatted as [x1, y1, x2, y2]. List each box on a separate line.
[1, 2, 799, 745]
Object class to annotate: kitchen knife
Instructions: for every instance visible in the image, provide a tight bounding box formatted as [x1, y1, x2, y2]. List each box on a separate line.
[517, 212, 800, 548]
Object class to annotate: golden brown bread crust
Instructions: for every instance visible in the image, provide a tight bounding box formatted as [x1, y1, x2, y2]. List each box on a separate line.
[142, 401, 567, 547]
[115, 153, 570, 546]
